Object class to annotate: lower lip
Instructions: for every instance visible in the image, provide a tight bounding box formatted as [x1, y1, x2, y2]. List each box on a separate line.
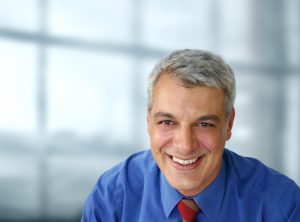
[169, 155, 203, 171]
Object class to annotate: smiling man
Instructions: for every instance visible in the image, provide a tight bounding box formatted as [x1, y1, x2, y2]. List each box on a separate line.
[82, 49, 300, 222]
[147, 73, 234, 198]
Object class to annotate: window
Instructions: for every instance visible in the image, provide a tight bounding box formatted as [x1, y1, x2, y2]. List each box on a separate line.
[0, 0, 299, 220]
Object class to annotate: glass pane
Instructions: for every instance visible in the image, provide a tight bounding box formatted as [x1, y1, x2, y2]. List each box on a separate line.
[219, 0, 254, 62]
[49, 0, 132, 43]
[0, 154, 39, 219]
[284, 73, 300, 183]
[136, 57, 160, 148]
[46, 153, 125, 217]
[143, 0, 213, 50]
[227, 71, 284, 168]
[0, 40, 37, 133]
[48, 47, 133, 146]
[0, 0, 38, 31]
[286, 0, 300, 66]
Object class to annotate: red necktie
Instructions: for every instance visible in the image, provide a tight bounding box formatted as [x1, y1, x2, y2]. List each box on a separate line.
[177, 199, 200, 222]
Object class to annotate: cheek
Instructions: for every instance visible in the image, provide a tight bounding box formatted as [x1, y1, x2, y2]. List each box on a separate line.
[196, 130, 224, 152]
[150, 128, 173, 150]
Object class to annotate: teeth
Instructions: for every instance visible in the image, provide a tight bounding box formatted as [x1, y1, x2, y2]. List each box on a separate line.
[172, 156, 198, 165]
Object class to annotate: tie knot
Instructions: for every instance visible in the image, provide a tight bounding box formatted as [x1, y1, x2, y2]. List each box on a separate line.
[177, 199, 200, 222]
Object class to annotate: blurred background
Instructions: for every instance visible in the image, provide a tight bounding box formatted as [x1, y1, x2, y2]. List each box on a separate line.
[0, 0, 299, 221]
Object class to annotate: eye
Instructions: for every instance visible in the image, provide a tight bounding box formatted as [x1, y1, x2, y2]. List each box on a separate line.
[158, 120, 174, 126]
[198, 122, 214, 127]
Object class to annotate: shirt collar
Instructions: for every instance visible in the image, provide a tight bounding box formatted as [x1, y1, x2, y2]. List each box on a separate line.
[160, 158, 227, 221]
[194, 159, 226, 222]
[160, 172, 183, 218]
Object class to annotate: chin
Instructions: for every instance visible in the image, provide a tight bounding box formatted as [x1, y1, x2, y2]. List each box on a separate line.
[168, 174, 204, 196]
[174, 182, 202, 197]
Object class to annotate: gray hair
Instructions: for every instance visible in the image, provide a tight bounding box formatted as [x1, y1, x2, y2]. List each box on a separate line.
[147, 49, 236, 118]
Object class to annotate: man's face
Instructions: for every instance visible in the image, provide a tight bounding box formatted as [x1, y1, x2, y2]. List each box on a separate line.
[147, 74, 235, 197]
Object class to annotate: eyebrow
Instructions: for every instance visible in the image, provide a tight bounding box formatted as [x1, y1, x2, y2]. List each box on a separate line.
[196, 115, 221, 123]
[152, 112, 221, 122]
[153, 112, 174, 118]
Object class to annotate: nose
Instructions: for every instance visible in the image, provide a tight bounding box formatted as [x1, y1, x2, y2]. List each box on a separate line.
[173, 125, 196, 153]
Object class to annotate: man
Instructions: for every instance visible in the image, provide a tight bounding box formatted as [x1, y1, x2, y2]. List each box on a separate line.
[82, 49, 300, 221]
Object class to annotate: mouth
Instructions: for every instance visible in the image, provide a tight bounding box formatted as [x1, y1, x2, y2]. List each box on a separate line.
[168, 154, 204, 170]
[172, 156, 199, 165]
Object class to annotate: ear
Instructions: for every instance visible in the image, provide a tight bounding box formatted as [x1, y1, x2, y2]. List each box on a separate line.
[226, 108, 235, 140]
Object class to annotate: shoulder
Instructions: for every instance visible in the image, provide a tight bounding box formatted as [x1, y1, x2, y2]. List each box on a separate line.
[82, 150, 157, 221]
[83, 150, 157, 221]
[223, 149, 297, 192]
[97, 149, 156, 196]
[103, 149, 156, 189]
[223, 149, 300, 219]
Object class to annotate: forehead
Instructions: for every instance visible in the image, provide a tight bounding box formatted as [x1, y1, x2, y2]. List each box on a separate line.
[151, 74, 226, 117]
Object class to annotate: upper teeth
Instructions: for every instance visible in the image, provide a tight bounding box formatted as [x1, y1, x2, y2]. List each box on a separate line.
[172, 156, 198, 165]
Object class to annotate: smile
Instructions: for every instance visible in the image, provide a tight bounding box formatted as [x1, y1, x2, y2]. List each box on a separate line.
[172, 156, 199, 165]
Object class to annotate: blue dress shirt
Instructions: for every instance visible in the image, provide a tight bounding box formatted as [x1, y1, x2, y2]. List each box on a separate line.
[81, 149, 300, 221]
